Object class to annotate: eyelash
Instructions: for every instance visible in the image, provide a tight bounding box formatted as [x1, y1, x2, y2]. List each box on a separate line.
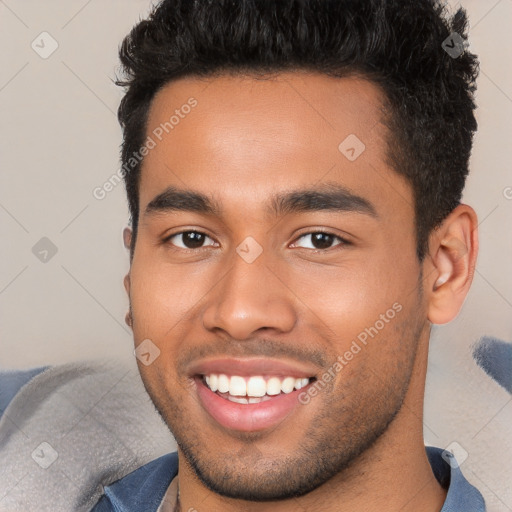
[162, 229, 351, 253]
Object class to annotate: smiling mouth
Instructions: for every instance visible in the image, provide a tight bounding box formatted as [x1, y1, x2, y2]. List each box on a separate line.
[200, 373, 316, 404]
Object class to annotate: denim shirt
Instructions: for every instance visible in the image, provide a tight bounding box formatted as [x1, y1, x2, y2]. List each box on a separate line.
[91, 447, 485, 511]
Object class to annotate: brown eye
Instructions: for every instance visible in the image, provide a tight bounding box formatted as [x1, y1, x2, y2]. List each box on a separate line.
[293, 232, 347, 250]
[166, 231, 216, 249]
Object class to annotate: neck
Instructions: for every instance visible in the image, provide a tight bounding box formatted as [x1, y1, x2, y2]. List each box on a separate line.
[176, 329, 446, 512]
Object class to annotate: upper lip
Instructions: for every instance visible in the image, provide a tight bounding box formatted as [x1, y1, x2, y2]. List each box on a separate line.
[188, 357, 318, 379]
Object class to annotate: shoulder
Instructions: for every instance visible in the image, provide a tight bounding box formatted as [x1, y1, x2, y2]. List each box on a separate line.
[91, 452, 179, 511]
[0, 361, 177, 510]
[426, 446, 486, 511]
[0, 366, 50, 417]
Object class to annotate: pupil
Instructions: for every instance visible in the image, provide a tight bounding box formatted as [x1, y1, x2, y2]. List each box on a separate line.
[184, 232, 205, 248]
[312, 233, 333, 249]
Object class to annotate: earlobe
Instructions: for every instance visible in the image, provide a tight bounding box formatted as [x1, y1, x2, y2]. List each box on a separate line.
[125, 309, 133, 328]
[124, 273, 131, 295]
[426, 205, 478, 325]
[123, 227, 132, 250]
[123, 273, 132, 328]
[123, 227, 133, 328]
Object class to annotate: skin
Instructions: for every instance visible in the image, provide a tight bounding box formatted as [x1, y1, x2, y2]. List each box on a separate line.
[123, 72, 478, 511]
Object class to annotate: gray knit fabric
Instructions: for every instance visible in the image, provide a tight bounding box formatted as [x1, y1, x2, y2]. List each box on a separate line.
[0, 359, 177, 512]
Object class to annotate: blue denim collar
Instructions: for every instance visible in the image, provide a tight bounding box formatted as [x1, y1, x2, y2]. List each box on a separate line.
[427, 446, 486, 511]
[95, 447, 485, 511]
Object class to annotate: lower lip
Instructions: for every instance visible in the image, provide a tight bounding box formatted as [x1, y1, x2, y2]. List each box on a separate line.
[195, 377, 310, 432]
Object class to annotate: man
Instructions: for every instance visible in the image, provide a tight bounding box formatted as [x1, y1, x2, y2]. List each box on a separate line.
[93, 0, 485, 510]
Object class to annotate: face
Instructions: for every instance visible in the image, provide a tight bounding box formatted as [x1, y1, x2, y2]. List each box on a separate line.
[126, 72, 427, 500]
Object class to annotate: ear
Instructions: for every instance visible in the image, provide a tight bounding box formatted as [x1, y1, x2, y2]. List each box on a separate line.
[124, 272, 131, 296]
[123, 227, 132, 251]
[123, 227, 132, 297]
[425, 204, 478, 325]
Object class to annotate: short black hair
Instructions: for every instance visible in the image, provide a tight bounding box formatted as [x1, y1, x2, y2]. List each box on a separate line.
[116, 0, 478, 260]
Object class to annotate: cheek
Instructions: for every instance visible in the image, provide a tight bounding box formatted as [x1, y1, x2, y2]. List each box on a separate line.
[129, 255, 207, 341]
[288, 255, 411, 334]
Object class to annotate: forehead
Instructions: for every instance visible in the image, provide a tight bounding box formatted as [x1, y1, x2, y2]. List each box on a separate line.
[139, 72, 411, 218]
[146, 72, 385, 153]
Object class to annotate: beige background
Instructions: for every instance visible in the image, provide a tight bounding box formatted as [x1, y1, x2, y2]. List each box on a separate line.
[0, 1, 511, 509]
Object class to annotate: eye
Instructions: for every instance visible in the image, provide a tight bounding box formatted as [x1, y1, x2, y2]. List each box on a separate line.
[164, 230, 217, 250]
[291, 232, 349, 251]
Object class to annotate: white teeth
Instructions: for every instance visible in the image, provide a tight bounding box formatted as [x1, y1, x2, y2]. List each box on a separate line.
[227, 395, 249, 404]
[217, 374, 230, 393]
[281, 377, 296, 394]
[247, 376, 266, 397]
[229, 376, 247, 396]
[203, 374, 311, 397]
[209, 374, 218, 392]
[266, 377, 282, 396]
[226, 395, 273, 404]
[294, 378, 311, 389]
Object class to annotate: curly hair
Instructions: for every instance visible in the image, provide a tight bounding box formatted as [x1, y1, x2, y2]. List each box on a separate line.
[116, 0, 479, 260]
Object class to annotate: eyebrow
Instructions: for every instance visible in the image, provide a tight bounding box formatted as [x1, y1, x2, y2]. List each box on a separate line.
[144, 182, 378, 219]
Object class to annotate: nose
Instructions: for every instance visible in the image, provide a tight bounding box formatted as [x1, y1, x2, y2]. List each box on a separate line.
[201, 251, 297, 340]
